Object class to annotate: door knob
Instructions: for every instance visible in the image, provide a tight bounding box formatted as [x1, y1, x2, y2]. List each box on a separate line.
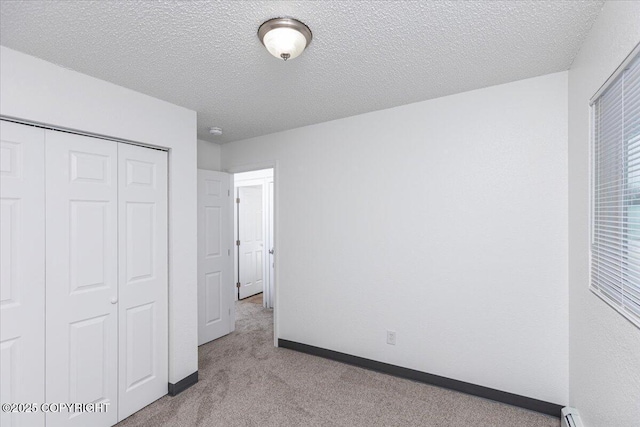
[269, 249, 274, 254]
[111, 297, 118, 304]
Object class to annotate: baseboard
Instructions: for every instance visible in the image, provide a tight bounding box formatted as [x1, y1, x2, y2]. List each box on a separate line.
[168, 371, 198, 396]
[278, 339, 562, 418]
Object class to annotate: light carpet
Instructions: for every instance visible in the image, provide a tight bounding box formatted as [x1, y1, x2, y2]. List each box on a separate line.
[117, 294, 559, 426]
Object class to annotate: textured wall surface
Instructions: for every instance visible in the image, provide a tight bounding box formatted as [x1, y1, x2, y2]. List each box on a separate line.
[0, 46, 199, 385]
[568, 2, 640, 426]
[222, 72, 569, 404]
[197, 139, 221, 171]
[0, 1, 602, 143]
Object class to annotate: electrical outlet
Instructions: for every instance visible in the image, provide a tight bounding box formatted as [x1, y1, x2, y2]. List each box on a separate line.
[386, 330, 396, 345]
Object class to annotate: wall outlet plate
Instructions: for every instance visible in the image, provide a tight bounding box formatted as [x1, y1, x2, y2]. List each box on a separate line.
[387, 330, 396, 345]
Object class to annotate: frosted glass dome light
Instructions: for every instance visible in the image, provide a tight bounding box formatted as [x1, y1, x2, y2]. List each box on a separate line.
[258, 18, 312, 61]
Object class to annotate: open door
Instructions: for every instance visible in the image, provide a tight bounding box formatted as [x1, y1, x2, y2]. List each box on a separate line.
[266, 179, 275, 309]
[237, 185, 264, 299]
[197, 170, 234, 346]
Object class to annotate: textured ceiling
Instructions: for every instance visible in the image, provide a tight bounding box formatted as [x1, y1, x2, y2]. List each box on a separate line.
[0, 1, 603, 144]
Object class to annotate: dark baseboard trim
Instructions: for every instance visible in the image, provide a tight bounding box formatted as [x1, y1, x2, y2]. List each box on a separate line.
[278, 339, 562, 418]
[168, 371, 198, 396]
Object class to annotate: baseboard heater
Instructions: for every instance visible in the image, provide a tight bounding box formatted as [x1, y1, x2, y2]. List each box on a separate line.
[561, 407, 584, 427]
[278, 339, 563, 417]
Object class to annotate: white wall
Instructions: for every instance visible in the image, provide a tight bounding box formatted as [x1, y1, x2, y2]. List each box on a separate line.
[0, 46, 198, 384]
[197, 139, 221, 171]
[234, 168, 273, 181]
[567, 2, 640, 426]
[222, 72, 569, 404]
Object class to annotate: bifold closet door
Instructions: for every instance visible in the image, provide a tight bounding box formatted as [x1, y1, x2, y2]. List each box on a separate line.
[45, 131, 119, 427]
[117, 143, 168, 420]
[0, 120, 45, 427]
[45, 132, 168, 426]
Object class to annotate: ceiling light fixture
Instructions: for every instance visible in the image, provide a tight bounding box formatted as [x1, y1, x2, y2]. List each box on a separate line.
[258, 17, 312, 61]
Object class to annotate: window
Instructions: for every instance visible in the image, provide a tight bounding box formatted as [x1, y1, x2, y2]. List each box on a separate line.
[591, 44, 640, 327]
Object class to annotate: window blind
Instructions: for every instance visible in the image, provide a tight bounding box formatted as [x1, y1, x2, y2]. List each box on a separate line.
[591, 46, 640, 327]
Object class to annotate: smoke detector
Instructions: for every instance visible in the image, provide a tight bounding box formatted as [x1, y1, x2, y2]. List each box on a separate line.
[209, 127, 223, 136]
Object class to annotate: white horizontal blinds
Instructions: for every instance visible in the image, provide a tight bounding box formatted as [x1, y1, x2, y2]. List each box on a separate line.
[592, 77, 623, 305]
[625, 54, 640, 318]
[592, 50, 640, 324]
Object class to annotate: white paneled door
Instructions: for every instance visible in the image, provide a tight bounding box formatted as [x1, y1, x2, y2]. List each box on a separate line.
[238, 186, 263, 299]
[45, 131, 119, 427]
[267, 179, 275, 309]
[0, 121, 46, 427]
[0, 121, 168, 427]
[118, 144, 168, 420]
[44, 129, 168, 427]
[197, 170, 233, 346]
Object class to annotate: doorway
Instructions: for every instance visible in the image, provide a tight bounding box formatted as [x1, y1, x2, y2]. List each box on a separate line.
[196, 166, 276, 347]
[234, 169, 274, 308]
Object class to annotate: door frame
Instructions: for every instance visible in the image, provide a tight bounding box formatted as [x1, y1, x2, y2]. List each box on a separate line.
[226, 162, 279, 347]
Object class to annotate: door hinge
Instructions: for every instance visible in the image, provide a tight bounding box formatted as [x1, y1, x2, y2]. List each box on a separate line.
[228, 189, 230, 196]
[236, 197, 240, 204]
[228, 249, 230, 256]
[236, 282, 241, 289]
[236, 240, 240, 246]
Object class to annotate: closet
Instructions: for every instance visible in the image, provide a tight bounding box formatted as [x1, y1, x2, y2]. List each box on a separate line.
[1, 120, 168, 427]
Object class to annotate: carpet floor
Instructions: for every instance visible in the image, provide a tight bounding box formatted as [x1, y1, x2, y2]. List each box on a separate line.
[117, 294, 559, 427]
